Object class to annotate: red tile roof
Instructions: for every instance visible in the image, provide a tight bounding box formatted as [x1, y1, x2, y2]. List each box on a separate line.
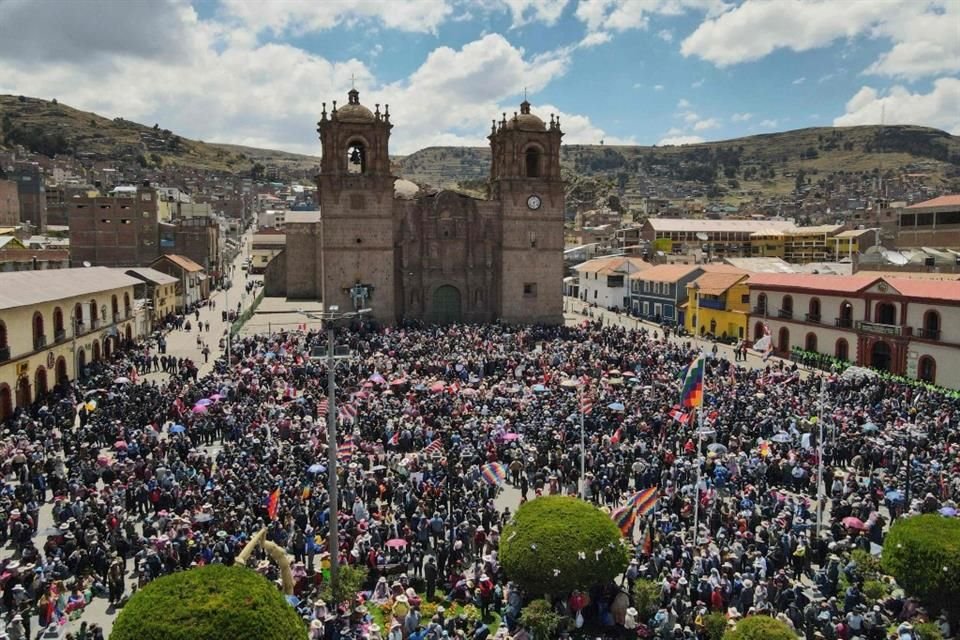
[885, 278, 960, 303]
[746, 273, 879, 293]
[629, 263, 701, 282]
[154, 253, 204, 272]
[906, 194, 960, 209]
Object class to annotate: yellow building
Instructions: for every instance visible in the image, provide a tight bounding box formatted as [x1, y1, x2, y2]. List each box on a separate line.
[122, 268, 180, 329]
[0, 268, 142, 421]
[749, 229, 786, 258]
[686, 271, 751, 341]
[250, 232, 286, 274]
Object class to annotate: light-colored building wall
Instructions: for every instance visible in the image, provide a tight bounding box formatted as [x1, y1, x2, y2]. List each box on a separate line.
[576, 269, 629, 310]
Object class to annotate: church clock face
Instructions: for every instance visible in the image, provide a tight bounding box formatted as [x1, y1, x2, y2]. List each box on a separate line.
[527, 194, 542, 210]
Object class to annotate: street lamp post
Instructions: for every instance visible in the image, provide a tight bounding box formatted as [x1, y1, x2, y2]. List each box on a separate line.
[300, 305, 371, 599]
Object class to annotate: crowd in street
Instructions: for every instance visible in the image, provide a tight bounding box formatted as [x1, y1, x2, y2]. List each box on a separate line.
[1, 318, 958, 640]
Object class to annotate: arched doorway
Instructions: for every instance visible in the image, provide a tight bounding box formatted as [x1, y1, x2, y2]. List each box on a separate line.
[104, 336, 112, 359]
[77, 349, 86, 378]
[92, 340, 101, 363]
[56, 357, 68, 385]
[430, 286, 462, 324]
[835, 338, 849, 361]
[918, 355, 936, 383]
[778, 327, 790, 353]
[870, 341, 892, 371]
[875, 302, 896, 325]
[805, 332, 817, 352]
[0, 383, 11, 422]
[15, 376, 30, 408]
[125, 325, 133, 343]
[753, 322, 764, 342]
[34, 366, 48, 400]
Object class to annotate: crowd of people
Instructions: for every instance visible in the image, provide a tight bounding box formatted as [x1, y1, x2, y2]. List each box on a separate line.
[1, 317, 958, 640]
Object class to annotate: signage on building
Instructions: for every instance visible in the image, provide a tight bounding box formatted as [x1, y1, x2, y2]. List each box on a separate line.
[47, 352, 54, 368]
[16, 362, 29, 377]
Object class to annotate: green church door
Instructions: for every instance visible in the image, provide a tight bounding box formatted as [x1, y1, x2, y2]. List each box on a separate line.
[430, 285, 462, 324]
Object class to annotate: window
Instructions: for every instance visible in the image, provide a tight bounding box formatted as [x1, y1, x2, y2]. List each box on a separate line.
[922, 310, 940, 340]
[347, 141, 366, 174]
[654, 303, 662, 317]
[782, 295, 793, 314]
[808, 297, 821, 322]
[53, 307, 64, 338]
[918, 355, 936, 383]
[741, 294, 750, 304]
[0, 320, 7, 352]
[33, 311, 45, 349]
[643, 302, 650, 316]
[778, 327, 790, 352]
[756, 293, 767, 314]
[835, 338, 849, 361]
[523, 283, 537, 297]
[525, 147, 541, 178]
[643, 281, 650, 292]
[607, 275, 624, 288]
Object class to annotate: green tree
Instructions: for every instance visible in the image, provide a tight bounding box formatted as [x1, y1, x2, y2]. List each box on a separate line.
[320, 565, 368, 609]
[702, 612, 728, 640]
[519, 599, 565, 640]
[499, 496, 629, 596]
[723, 615, 797, 639]
[111, 564, 307, 640]
[882, 514, 960, 623]
[632, 579, 661, 619]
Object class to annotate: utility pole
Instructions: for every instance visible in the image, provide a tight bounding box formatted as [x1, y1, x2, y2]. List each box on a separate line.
[816, 375, 827, 538]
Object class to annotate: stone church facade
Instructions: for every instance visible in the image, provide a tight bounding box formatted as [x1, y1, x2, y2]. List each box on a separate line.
[273, 89, 564, 325]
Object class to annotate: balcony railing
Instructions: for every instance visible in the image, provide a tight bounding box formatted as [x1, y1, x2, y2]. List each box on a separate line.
[0, 346, 9, 362]
[856, 320, 904, 337]
[835, 317, 853, 328]
[33, 334, 47, 350]
[805, 313, 821, 324]
[752, 306, 767, 315]
[54, 328, 66, 343]
[92, 318, 102, 330]
[915, 327, 941, 341]
[75, 321, 85, 335]
[777, 309, 794, 319]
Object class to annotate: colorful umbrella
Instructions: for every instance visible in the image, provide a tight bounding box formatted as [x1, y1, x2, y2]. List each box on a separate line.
[429, 382, 445, 393]
[939, 506, 957, 517]
[607, 402, 625, 411]
[113, 377, 131, 384]
[386, 538, 407, 549]
[501, 433, 521, 442]
[192, 404, 208, 414]
[196, 398, 213, 406]
[771, 432, 792, 443]
[114, 441, 127, 450]
[308, 464, 326, 474]
[169, 424, 186, 434]
[842, 516, 866, 530]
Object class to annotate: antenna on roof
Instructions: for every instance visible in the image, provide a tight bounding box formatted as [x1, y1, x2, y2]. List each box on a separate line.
[82, 261, 91, 268]
[696, 232, 709, 241]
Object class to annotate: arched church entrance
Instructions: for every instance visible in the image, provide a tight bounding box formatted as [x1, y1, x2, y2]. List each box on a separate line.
[430, 286, 462, 324]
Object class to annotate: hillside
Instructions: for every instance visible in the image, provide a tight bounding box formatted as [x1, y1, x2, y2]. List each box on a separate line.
[0, 95, 319, 173]
[396, 125, 960, 206]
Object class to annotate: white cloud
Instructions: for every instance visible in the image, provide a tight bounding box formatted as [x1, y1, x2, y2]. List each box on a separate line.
[658, 135, 705, 145]
[757, 119, 779, 129]
[680, 0, 959, 79]
[220, 0, 454, 35]
[677, 98, 692, 109]
[575, 0, 730, 33]
[683, 111, 700, 123]
[818, 73, 835, 83]
[653, 84, 665, 91]
[693, 117, 720, 131]
[691, 77, 705, 88]
[498, 0, 570, 27]
[792, 76, 805, 85]
[833, 77, 960, 135]
[657, 29, 673, 42]
[579, 31, 613, 47]
[731, 112, 752, 122]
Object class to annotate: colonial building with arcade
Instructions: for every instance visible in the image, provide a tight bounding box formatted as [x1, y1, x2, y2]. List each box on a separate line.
[265, 90, 565, 325]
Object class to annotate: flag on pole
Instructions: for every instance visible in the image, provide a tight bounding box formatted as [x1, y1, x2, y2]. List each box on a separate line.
[337, 438, 355, 462]
[630, 486, 659, 516]
[610, 426, 623, 445]
[612, 503, 638, 537]
[422, 439, 443, 456]
[580, 393, 593, 415]
[267, 488, 280, 520]
[388, 431, 399, 446]
[318, 398, 329, 416]
[669, 407, 690, 424]
[752, 324, 773, 361]
[680, 355, 705, 409]
[480, 462, 507, 485]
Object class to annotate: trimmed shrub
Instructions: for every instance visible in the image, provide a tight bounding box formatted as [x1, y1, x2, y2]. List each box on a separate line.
[632, 579, 662, 619]
[500, 496, 629, 595]
[519, 599, 564, 640]
[723, 615, 798, 640]
[111, 565, 307, 640]
[882, 514, 960, 620]
[701, 612, 728, 640]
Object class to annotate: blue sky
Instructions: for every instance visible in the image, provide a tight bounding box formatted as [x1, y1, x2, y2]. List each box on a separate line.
[0, 0, 957, 154]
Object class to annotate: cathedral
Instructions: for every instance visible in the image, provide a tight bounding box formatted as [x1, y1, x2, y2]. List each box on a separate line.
[270, 89, 565, 325]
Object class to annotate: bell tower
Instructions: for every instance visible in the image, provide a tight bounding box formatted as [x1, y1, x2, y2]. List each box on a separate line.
[489, 99, 564, 324]
[314, 89, 396, 323]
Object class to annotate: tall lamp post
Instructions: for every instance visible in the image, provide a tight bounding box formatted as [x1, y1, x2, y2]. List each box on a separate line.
[561, 378, 588, 500]
[300, 305, 371, 598]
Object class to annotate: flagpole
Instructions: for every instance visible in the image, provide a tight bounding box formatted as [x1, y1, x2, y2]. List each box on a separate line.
[580, 386, 587, 501]
[691, 353, 705, 550]
[816, 374, 826, 538]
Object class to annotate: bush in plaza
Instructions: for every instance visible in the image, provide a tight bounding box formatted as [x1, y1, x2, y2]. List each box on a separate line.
[881, 514, 960, 621]
[631, 578, 662, 619]
[519, 599, 565, 640]
[500, 496, 629, 596]
[722, 615, 798, 640]
[111, 564, 307, 640]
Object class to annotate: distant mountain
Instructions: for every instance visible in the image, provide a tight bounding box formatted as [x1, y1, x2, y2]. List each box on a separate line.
[0, 95, 320, 174]
[395, 125, 960, 205]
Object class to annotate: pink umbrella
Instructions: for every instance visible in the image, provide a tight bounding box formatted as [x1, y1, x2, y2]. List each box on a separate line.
[501, 433, 521, 442]
[114, 441, 127, 450]
[363, 382, 375, 389]
[842, 516, 866, 530]
[386, 538, 407, 549]
[389, 378, 407, 386]
[192, 404, 208, 414]
[209, 393, 224, 401]
[429, 382, 445, 393]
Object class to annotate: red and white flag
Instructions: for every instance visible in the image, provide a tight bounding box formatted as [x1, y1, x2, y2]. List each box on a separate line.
[338, 403, 358, 423]
[580, 394, 593, 415]
[422, 439, 443, 456]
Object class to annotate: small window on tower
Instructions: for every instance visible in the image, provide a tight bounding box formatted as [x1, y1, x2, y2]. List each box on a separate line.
[523, 282, 537, 297]
[347, 142, 366, 174]
[525, 147, 541, 178]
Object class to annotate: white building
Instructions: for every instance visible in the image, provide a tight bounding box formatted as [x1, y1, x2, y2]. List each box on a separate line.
[573, 256, 650, 311]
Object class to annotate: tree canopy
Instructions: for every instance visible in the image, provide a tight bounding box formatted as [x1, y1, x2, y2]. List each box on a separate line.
[882, 514, 960, 621]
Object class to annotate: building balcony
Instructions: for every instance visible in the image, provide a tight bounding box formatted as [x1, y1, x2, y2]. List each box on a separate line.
[835, 317, 853, 329]
[805, 313, 821, 324]
[92, 318, 102, 330]
[74, 321, 86, 335]
[856, 320, 904, 337]
[54, 328, 66, 343]
[752, 306, 768, 315]
[914, 327, 941, 341]
[33, 334, 47, 350]
[777, 309, 794, 319]
[0, 346, 9, 362]
[699, 298, 726, 311]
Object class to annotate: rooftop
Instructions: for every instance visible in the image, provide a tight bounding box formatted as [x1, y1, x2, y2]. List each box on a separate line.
[722, 257, 798, 273]
[746, 273, 880, 294]
[574, 255, 650, 276]
[906, 195, 960, 209]
[688, 271, 750, 296]
[630, 263, 702, 282]
[0, 267, 142, 311]
[153, 254, 204, 272]
[122, 267, 178, 286]
[646, 218, 798, 233]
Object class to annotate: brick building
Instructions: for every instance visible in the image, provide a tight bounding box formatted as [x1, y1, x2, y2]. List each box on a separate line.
[9, 164, 46, 231]
[897, 195, 960, 248]
[270, 90, 565, 325]
[0, 179, 19, 228]
[68, 183, 159, 267]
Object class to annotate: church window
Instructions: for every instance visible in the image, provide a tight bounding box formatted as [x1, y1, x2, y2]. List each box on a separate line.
[523, 283, 538, 297]
[347, 141, 366, 174]
[525, 147, 541, 178]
